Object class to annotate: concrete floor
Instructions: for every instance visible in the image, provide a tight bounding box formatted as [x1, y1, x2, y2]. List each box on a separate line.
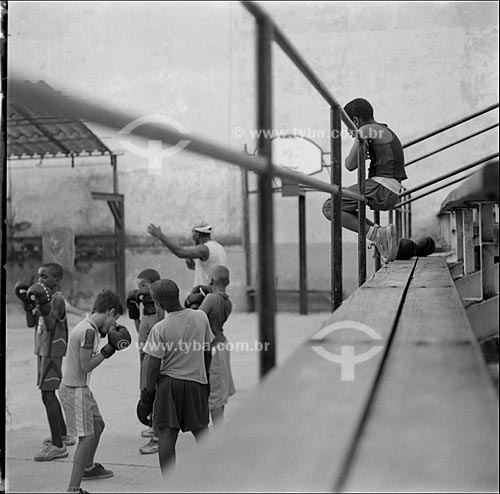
[4, 303, 332, 493]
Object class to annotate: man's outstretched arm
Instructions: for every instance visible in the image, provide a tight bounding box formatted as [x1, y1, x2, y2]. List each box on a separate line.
[147, 224, 209, 260]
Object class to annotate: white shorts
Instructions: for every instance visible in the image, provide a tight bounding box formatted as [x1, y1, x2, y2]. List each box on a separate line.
[208, 345, 235, 411]
[59, 384, 103, 437]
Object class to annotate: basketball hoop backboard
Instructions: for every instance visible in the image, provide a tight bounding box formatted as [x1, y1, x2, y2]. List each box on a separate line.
[272, 136, 323, 176]
[271, 135, 324, 196]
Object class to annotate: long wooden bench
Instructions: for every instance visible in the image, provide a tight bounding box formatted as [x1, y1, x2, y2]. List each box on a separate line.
[165, 257, 499, 492]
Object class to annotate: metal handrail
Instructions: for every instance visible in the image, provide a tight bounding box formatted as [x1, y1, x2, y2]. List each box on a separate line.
[242, 1, 357, 131]
[402, 103, 499, 149]
[399, 153, 499, 198]
[394, 171, 477, 209]
[404, 122, 498, 167]
[393, 103, 499, 232]
[9, 78, 364, 202]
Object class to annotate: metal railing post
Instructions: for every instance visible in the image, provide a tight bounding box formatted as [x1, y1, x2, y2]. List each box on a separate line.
[357, 138, 366, 285]
[373, 210, 381, 270]
[330, 107, 343, 310]
[407, 197, 412, 239]
[395, 209, 402, 241]
[298, 192, 307, 315]
[256, 14, 276, 379]
[463, 208, 475, 275]
[402, 201, 408, 238]
[241, 164, 253, 312]
[455, 209, 464, 275]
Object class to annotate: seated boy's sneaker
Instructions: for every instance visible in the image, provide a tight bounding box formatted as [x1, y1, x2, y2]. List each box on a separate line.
[372, 224, 398, 264]
[139, 437, 159, 454]
[141, 427, 155, 438]
[82, 463, 114, 481]
[34, 442, 68, 461]
[44, 435, 76, 447]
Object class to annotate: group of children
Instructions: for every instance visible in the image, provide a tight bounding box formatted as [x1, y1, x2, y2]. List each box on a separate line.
[14, 260, 235, 493]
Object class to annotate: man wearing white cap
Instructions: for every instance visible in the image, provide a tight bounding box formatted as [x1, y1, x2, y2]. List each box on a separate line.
[147, 222, 227, 287]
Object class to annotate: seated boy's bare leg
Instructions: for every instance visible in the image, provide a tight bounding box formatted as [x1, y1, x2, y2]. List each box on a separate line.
[342, 211, 374, 234]
[68, 436, 94, 491]
[210, 407, 224, 427]
[158, 427, 179, 476]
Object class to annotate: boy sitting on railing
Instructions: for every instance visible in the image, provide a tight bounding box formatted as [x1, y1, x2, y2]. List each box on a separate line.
[322, 98, 407, 263]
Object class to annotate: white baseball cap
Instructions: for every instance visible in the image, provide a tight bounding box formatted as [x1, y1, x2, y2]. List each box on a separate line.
[192, 223, 212, 234]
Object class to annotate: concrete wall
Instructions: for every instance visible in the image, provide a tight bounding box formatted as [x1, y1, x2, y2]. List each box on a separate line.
[6, 1, 499, 310]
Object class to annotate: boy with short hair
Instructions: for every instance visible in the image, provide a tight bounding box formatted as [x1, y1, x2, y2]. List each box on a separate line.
[199, 265, 235, 426]
[322, 98, 407, 263]
[14, 262, 74, 461]
[137, 279, 213, 477]
[126, 268, 164, 454]
[59, 289, 131, 493]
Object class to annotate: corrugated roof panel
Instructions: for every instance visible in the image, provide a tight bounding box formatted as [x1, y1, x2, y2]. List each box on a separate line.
[7, 81, 112, 159]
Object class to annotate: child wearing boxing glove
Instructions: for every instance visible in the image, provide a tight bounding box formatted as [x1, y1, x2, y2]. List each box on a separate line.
[127, 268, 165, 454]
[184, 284, 212, 310]
[198, 266, 235, 427]
[139, 279, 213, 478]
[59, 289, 130, 492]
[14, 263, 74, 461]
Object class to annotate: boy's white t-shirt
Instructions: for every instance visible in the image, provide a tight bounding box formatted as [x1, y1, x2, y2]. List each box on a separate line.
[62, 317, 101, 387]
[143, 308, 213, 384]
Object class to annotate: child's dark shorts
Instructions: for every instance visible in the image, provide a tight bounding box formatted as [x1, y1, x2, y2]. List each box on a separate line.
[37, 355, 63, 391]
[322, 178, 399, 219]
[153, 375, 209, 432]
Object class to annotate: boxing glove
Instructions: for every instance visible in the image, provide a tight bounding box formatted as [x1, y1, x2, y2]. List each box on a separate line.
[100, 324, 132, 358]
[396, 238, 417, 261]
[184, 285, 212, 309]
[126, 290, 140, 320]
[137, 288, 156, 316]
[416, 236, 436, 257]
[137, 388, 156, 426]
[14, 281, 36, 311]
[27, 282, 52, 316]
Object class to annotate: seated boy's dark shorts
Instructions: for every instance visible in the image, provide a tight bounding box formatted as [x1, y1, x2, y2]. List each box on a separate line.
[322, 178, 399, 219]
[153, 375, 209, 432]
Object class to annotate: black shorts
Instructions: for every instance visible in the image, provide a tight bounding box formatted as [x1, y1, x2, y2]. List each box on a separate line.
[153, 375, 209, 432]
[37, 356, 63, 391]
[322, 178, 399, 219]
